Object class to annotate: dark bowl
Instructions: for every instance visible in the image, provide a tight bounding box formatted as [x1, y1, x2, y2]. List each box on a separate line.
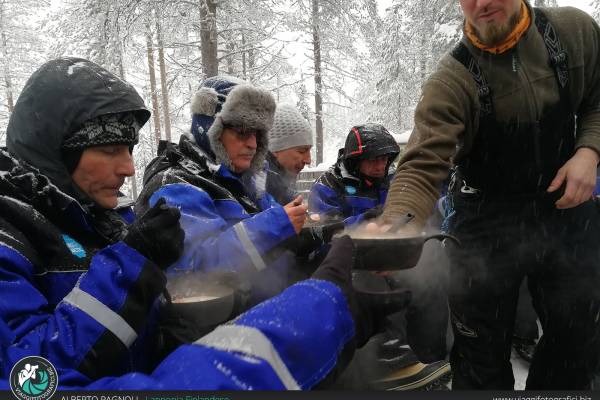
[352, 271, 412, 306]
[351, 233, 460, 271]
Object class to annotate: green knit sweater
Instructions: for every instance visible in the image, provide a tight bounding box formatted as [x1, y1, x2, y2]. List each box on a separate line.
[384, 4, 600, 226]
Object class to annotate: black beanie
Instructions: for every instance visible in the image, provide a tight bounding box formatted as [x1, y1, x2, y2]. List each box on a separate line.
[61, 112, 140, 173]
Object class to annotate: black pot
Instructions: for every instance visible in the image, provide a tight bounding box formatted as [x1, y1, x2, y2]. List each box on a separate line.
[351, 233, 460, 271]
[170, 285, 235, 326]
[167, 272, 242, 331]
[352, 271, 412, 307]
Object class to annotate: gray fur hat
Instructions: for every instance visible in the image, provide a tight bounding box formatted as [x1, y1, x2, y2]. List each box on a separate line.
[191, 76, 276, 173]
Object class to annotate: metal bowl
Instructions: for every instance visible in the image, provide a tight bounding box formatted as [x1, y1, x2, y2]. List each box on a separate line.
[168, 275, 236, 329]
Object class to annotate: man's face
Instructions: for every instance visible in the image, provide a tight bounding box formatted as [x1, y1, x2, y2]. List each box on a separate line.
[273, 145, 312, 176]
[358, 155, 389, 179]
[220, 126, 258, 173]
[71, 145, 134, 209]
[460, 0, 522, 46]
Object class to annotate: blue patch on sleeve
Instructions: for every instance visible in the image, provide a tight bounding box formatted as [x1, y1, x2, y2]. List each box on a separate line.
[345, 185, 357, 195]
[61, 234, 87, 258]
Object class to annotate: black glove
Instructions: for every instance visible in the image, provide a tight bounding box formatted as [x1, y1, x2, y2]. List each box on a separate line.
[361, 205, 383, 221]
[312, 235, 355, 297]
[124, 198, 184, 269]
[312, 235, 373, 346]
[354, 273, 411, 342]
[155, 295, 203, 362]
[293, 226, 324, 256]
[293, 221, 346, 256]
[320, 220, 345, 243]
[312, 236, 410, 348]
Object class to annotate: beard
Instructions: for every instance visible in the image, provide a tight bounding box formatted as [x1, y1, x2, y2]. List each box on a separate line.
[473, 9, 521, 46]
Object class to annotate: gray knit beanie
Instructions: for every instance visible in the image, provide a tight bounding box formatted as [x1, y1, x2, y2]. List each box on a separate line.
[268, 104, 313, 152]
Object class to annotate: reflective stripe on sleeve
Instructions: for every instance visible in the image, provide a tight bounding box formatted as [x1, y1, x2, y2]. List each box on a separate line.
[195, 324, 300, 390]
[63, 287, 138, 347]
[232, 222, 268, 271]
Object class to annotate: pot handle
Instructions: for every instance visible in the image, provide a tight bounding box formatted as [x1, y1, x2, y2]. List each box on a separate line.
[424, 233, 461, 247]
[388, 212, 416, 232]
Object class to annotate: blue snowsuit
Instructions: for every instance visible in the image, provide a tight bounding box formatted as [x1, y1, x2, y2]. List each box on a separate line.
[137, 136, 298, 308]
[0, 57, 355, 390]
[0, 154, 353, 389]
[308, 157, 393, 225]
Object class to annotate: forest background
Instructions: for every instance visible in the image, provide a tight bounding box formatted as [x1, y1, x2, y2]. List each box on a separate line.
[0, 0, 596, 198]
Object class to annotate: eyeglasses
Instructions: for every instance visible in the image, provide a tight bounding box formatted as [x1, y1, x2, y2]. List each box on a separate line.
[224, 125, 259, 138]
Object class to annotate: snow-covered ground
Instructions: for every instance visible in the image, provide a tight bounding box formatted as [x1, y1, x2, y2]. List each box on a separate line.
[512, 350, 529, 390]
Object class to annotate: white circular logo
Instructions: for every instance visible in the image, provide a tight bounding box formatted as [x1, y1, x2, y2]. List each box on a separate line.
[9, 356, 58, 400]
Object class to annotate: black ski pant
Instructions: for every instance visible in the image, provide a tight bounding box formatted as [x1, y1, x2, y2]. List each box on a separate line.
[329, 238, 449, 389]
[385, 237, 449, 363]
[446, 195, 600, 389]
[514, 278, 539, 342]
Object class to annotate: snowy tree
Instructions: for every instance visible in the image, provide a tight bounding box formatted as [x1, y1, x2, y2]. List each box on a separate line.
[145, 18, 161, 146]
[133, 0, 295, 138]
[287, 0, 380, 164]
[214, 0, 294, 90]
[153, 6, 173, 142]
[295, 76, 311, 121]
[199, 0, 218, 77]
[591, 0, 600, 22]
[0, 0, 48, 140]
[2, 0, 410, 186]
[363, 0, 462, 134]
[47, 0, 135, 77]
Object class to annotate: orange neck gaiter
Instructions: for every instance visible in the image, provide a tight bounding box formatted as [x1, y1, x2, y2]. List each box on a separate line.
[465, 1, 530, 55]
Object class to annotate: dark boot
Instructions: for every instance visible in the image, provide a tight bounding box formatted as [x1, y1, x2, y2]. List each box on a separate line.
[370, 359, 451, 390]
[513, 336, 536, 363]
